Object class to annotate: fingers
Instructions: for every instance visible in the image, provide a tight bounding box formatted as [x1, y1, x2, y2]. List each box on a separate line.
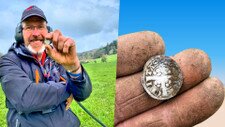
[63, 38, 75, 54]
[62, 39, 70, 53]
[45, 30, 75, 54]
[45, 44, 53, 56]
[45, 44, 62, 64]
[115, 49, 211, 125]
[45, 32, 53, 40]
[171, 49, 211, 86]
[116, 77, 224, 127]
[52, 30, 62, 47]
[57, 36, 65, 51]
[45, 29, 78, 67]
[117, 31, 165, 78]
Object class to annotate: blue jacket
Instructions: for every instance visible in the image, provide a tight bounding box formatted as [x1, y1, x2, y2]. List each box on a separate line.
[0, 43, 92, 127]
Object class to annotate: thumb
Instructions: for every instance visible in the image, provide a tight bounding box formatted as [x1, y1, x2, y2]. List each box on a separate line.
[45, 44, 53, 56]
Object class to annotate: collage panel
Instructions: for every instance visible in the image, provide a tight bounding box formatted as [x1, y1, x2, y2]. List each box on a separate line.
[0, 0, 119, 127]
[115, 0, 225, 127]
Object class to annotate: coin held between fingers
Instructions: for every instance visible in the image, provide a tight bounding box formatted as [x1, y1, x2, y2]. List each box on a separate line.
[44, 39, 51, 45]
[141, 55, 183, 100]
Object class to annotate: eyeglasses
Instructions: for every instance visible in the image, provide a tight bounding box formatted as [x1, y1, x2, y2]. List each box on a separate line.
[23, 25, 47, 32]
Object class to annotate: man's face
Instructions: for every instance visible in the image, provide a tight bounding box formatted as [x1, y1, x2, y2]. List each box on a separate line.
[22, 16, 48, 53]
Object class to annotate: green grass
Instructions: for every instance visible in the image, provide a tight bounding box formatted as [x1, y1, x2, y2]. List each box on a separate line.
[0, 87, 8, 127]
[0, 54, 117, 127]
[88, 54, 117, 63]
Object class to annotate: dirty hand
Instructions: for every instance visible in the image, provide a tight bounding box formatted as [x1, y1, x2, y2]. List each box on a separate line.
[115, 31, 224, 127]
[45, 30, 81, 74]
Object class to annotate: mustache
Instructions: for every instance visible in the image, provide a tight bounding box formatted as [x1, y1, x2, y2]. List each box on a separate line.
[29, 37, 45, 42]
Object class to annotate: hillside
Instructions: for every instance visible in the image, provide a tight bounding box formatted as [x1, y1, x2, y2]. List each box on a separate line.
[78, 40, 117, 61]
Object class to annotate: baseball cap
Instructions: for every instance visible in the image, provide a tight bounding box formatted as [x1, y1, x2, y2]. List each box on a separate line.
[21, 5, 47, 22]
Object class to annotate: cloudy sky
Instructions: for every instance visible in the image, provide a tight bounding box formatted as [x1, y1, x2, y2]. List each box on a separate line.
[0, 0, 119, 54]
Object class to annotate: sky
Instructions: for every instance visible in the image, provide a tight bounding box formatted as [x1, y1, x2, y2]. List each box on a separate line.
[0, 0, 119, 53]
[119, 0, 225, 85]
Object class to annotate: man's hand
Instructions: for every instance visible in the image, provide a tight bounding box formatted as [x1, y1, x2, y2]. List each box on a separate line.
[45, 30, 80, 110]
[45, 30, 81, 74]
[115, 31, 224, 127]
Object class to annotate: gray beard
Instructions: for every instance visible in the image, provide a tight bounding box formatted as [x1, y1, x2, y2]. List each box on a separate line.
[26, 44, 45, 55]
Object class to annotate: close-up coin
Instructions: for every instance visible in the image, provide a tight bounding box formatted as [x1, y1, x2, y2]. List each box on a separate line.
[141, 55, 183, 100]
[44, 39, 51, 45]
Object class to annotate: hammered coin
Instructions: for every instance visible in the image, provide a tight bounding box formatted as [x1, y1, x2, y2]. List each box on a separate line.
[141, 55, 183, 100]
[44, 39, 51, 45]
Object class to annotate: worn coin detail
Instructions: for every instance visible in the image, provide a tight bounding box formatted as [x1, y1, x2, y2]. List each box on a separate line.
[44, 39, 51, 45]
[141, 55, 183, 100]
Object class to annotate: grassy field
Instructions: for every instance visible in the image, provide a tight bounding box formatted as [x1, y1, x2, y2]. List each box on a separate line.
[0, 54, 117, 127]
[0, 87, 8, 126]
[85, 54, 117, 64]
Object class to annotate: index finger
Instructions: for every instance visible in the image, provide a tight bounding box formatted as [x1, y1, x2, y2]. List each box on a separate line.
[45, 32, 53, 40]
[117, 31, 165, 78]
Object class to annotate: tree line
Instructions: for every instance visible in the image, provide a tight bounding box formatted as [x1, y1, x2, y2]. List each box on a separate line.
[78, 40, 117, 61]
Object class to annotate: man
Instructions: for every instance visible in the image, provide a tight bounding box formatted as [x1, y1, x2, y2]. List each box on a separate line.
[0, 5, 92, 127]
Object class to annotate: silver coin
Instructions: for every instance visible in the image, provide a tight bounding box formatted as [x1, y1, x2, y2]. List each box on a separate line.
[141, 55, 183, 100]
[44, 39, 51, 45]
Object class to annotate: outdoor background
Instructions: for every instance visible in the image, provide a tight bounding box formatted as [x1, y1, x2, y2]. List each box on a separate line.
[0, 0, 119, 127]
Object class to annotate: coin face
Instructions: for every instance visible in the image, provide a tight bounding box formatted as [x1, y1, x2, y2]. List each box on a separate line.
[44, 39, 51, 45]
[141, 55, 183, 100]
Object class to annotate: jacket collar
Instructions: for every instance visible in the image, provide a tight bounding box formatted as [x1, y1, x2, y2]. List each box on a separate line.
[8, 42, 49, 62]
